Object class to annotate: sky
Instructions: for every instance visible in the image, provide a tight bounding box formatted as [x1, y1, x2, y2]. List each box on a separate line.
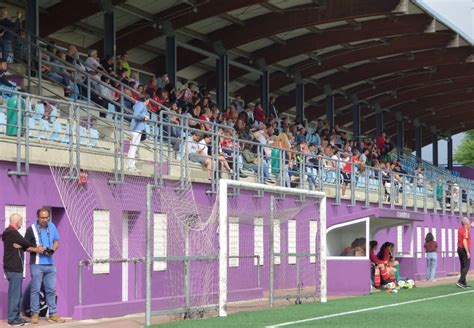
[414, 0, 473, 164]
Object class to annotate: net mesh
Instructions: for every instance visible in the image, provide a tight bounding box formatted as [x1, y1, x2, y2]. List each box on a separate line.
[48, 148, 322, 316]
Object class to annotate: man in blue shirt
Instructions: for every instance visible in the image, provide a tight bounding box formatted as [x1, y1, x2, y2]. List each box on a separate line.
[24, 208, 65, 324]
[126, 95, 150, 173]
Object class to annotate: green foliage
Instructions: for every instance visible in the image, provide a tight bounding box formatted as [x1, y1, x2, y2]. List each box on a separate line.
[454, 130, 474, 166]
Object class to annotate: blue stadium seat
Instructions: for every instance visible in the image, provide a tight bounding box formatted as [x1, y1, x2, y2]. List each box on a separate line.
[0, 111, 5, 134]
[89, 128, 99, 147]
[50, 122, 62, 142]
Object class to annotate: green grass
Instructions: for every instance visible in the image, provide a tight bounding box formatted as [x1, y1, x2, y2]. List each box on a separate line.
[156, 284, 474, 327]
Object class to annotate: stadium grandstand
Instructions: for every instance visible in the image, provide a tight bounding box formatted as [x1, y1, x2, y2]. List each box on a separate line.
[0, 0, 473, 327]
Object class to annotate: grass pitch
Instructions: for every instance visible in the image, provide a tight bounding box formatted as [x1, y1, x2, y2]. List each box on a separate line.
[157, 284, 474, 328]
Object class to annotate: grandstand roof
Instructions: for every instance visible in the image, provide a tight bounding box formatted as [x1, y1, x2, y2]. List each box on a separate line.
[11, 0, 474, 147]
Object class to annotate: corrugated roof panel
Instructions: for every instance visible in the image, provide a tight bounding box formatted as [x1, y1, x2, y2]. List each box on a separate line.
[277, 54, 308, 67]
[270, 0, 312, 9]
[178, 66, 208, 81]
[186, 17, 232, 34]
[125, 0, 178, 14]
[280, 82, 296, 93]
[49, 29, 101, 49]
[127, 48, 158, 65]
[354, 15, 388, 22]
[316, 21, 348, 30]
[275, 28, 309, 41]
[311, 69, 339, 80]
[227, 4, 270, 21]
[237, 38, 274, 53]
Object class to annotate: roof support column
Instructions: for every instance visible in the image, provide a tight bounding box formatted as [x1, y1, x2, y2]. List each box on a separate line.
[432, 130, 438, 167]
[260, 70, 270, 119]
[26, 0, 38, 39]
[447, 135, 453, 171]
[375, 105, 384, 136]
[326, 95, 335, 130]
[103, 10, 115, 60]
[352, 102, 360, 141]
[216, 54, 229, 111]
[415, 120, 422, 159]
[396, 113, 404, 154]
[166, 34, 177, 89]
[296, 81, 305, 124]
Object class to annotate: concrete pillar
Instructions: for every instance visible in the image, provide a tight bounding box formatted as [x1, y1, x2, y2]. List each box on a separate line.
[260, 70, 269, 118]
[216, 54, 229, 110]
[166, 34, 177, 88]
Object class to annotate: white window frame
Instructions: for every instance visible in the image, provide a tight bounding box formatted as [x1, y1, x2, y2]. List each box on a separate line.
[441, 228, 446, 258]
[448, 228, 453, 257]
[416, 226, 422, 259]
[397, 225, 403, 255]
[153, 213, 167, 271]
[4, 205, 27, 236]
[273, 219, 281, 265]
[254, 218, 264, 266]
[288, 220, 297, 265]
[309, 220, 318, 263]
[454, 229, 458, 257]
[93, 210, 110, 274]
[229, 217, 239, 267]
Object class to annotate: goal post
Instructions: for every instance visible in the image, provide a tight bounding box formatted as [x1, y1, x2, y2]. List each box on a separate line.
[218, 179, 327, 317]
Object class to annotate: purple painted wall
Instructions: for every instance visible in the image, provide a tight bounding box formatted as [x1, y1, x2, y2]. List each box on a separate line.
[0, 161, 473, 320]
[451, 165, 474, 180]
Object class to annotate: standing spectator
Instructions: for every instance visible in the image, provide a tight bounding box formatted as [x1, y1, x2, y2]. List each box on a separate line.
[456, 217, 471, 289]
[0, 7, 22, 61]
[118, 52, 130, 77]
[100, 55, 114, 74]
[232, 94, 244, 112]
[424, 232, 438, 281]
[2, 213, 43, 326]
[24, 208, 65, 324]
[126, 94, 150, 172]
[157, 73, 169, 90]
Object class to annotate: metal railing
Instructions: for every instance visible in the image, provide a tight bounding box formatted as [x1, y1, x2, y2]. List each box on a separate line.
[1, 88, 473, 215]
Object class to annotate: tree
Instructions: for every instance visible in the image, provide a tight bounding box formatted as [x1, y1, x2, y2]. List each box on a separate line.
[454, 130, 474, 166]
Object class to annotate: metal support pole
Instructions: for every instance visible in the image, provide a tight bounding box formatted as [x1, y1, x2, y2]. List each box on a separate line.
[447, 136, 453, 171]
[415, 124, 422, 159]
[375, 107, 383, 136]
[104, 10, 116, 59]
[218, 180, 228, 317]
[166, 34, 177, 88]
[325, 95, 334, 130]
[352, 103, 360, 142]
[261, 70, 270, 119]
[145, 184, 153, 326]
[396, 117, 404, 153]
[78, 261, 84, 305]
[134, 260, 139, 300]
[296, 82, 305, 123]
[26, 0, 38, 39]
[75, 105, 81, 175]
[432, 133, 438, 167]
[216, 54, 229, 111]
[269, 195, 275, 307]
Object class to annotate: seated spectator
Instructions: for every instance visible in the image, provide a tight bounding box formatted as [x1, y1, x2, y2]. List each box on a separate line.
[0, 59, 16, 88]
[100, 55, 114, 74]
[85, 49, 104, 73]
[187, 132, 212, 179]
[377, 242, 399, 281]
[118, 52, 130, 77]
[253, 102, 265, 123]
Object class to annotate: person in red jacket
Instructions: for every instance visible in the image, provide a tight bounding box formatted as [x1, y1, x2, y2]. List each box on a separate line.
[253, 102, 265, 123]
[456, 217, 471, 288]
[376, 132, 386, 152]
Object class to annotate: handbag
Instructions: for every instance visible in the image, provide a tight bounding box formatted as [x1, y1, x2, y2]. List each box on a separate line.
[140, 131, 147, 141]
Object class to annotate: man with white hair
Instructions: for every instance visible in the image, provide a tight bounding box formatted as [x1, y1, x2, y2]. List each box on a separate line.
[456, 217, 471, 289]
[2, 213, 43, 326]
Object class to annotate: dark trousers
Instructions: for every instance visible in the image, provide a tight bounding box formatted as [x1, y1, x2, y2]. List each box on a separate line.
[6, 271, 23, 323]
[457, 248, 470, 285]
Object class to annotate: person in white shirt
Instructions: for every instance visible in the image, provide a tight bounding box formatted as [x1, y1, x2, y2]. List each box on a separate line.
[187, 132, 212, 180]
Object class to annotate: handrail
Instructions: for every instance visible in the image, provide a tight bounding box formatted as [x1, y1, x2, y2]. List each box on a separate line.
[4, 25, 169, 117]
